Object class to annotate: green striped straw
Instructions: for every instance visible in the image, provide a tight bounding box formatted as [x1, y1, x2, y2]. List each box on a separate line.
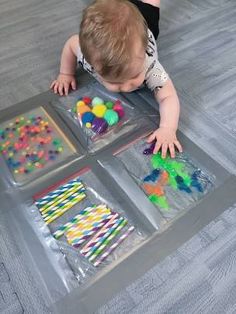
[53, 205, 109, 239]
[88, 218, 128, 262]
[43, 190, 86, 221]
[45, 193, 86, 225]
[40, 182, 84, 213]
[42, 186, 85, 217]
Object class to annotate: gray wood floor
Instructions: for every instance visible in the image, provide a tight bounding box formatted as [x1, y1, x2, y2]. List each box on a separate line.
[0, 0, 236, 313]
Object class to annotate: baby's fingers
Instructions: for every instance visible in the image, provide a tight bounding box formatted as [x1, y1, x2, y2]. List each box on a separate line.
[71, 80, 77, 91]
[64, 82, 70, 96]
[174, 140, 183, 153]
[53, 81, 60, 94]
[58, 82, 66, 96]
[50, 80, 57, 89]
[168, 143, 175, 158]
[147, 132, 156, 143]
[153, 141, 162, 154]
[161, 143, 168, 158]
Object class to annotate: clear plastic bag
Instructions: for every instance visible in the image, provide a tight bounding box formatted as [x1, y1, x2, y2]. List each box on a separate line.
[0, 107, 77, 185]
[114, 136, 215, 220]
[53, 81, 144, 152]
[32, 167, 147, 285]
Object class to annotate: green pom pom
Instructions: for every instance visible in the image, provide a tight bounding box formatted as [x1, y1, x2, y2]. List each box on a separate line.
[104, 110, 119, 126]
[105, 101, 114, 109]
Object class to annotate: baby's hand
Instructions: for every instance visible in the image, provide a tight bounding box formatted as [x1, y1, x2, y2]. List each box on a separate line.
[50, 73, 77, 96]
[147, 127, 183, 158]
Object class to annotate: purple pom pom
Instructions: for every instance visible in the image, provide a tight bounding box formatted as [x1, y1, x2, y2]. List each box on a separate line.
[92, 118, 108, 134]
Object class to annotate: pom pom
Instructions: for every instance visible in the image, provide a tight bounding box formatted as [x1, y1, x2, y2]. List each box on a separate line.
[76, 100, 86, 108]
[82, 112, 95, 125]
[92, 104, 107, 118]
[113, 103, 125, 119]
[82, 96, 92, 105]
[115, 99, 122, 106]
[105, 101, 114, 109]
[77, 105, 91, 116]
[92, 118, 108, 134]
[104, 110, 119, 126]
[92, 97, 104, 107]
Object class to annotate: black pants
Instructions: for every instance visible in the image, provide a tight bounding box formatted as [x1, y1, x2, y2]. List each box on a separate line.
[130, 0, 160, 40]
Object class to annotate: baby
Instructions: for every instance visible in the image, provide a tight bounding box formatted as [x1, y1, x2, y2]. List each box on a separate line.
[51, 0, 182, 158]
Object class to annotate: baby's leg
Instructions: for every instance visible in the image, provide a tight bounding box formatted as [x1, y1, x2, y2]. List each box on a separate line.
[141, 0, 160, 8]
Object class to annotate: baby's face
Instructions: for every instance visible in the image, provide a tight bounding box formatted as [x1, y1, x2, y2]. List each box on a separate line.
[98, 41, 146, 93]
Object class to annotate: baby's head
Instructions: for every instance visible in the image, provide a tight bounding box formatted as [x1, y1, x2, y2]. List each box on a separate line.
[79, 0, 148, 92]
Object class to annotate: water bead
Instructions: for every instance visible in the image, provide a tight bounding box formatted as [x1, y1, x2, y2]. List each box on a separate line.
[92, 104, 107, 118]
[104, 110, 119, 126]
[52, 139, 62, 146]
[92, 97, 104, 107]
[49, 155, 56, 161]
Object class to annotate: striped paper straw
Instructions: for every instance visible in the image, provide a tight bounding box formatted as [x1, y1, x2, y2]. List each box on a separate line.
[93, 226, 135, 267]
[35, 178, 81, 207]
[80, 214, 121, 256]
[64, 205, 111, 236]
[83, 218, 124, 258]
[54, 210, 112, 239]
[41, 186, 85, 217]
[40, 182, 84, 213]
[43, 190, 86, 221]
[67, 214, 114, 243]
[66, 219, 111, 247]
[53, 205, 99, 239]
[88, 218, 128, 262]
[66, 212, 115, 244]
[70, 224, 106, 248]
[80, 213, 118, 254]
[45, 193, 86, 225]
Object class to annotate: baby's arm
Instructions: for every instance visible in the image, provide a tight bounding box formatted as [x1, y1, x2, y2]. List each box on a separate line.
[147, 79, 182, 158]
[141, 0, 160, 8]
[50, 35, 79, 96]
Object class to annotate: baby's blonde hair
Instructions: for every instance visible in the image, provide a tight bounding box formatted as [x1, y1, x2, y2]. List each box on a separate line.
[79, 0, 148, 79]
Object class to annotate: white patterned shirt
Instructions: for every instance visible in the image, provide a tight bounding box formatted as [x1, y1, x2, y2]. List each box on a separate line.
[77, 29, 169, 91]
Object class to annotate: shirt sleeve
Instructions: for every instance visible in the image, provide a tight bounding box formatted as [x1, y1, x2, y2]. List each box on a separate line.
[77, 44, 95, 75]
[145, 29, 169, 91]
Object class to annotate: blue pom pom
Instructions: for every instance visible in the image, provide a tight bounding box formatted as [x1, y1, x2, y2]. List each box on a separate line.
[81, 112, 95, 125]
